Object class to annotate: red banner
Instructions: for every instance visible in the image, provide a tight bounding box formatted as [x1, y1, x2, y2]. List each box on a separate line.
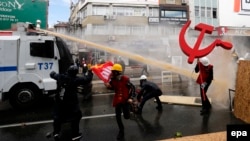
[91, 61, 113, 83]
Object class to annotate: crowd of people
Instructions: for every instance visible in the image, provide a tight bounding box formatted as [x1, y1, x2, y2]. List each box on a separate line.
[47, 56, 213, 141]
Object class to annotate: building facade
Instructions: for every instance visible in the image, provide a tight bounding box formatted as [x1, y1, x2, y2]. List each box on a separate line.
[189, 0, 218, 28]
[67, 0, 189, 65]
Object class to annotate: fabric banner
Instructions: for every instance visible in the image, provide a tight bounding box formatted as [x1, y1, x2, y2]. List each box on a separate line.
[91, 61, 113, 83]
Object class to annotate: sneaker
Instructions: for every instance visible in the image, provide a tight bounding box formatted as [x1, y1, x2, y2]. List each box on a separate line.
[72, 133, 82, 141]
[46, 132, 53, 138]
[116, 131, 124, 140]
[46, 132, 59, 141]
[54, 134, 60, 141]
[46, 132, 59, 138]
[200, 109, 210, 115]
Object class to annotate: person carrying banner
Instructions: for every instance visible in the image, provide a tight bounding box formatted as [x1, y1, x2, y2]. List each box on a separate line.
[104, 63, 135, 140]
[195, 57, 213, 115]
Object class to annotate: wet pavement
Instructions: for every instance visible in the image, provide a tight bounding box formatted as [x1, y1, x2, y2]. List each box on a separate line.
[0, 72, 246, 141]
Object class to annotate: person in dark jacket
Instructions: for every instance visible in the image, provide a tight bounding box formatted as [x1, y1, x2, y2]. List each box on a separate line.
[195, 57, 213, 115]
[104, 63, 135, 140]
[75, 58, 80, 68]
[47, 65, 93, 141]
[137, 75, 162, 115]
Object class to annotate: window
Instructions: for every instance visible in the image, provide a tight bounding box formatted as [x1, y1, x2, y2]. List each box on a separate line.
[166, 0, 176, 4]
[79, 8, 87, 18]
[149, 8, 159, 17]
[115, 7, 125, 16]
[213, 8, 217, 18]
[92, 25, 107, 35]
[113, 6, 146, 16]
[92, 6, 109, 15]
[201, 7, 205, 17]
[195, 6, 199, 17]
[131, 26, 145, 35]
[114, 25, 130, 35]
[207, 7, 211, 18]
[149, 25, 160, 35]
[30, 41, 54, 58]
[161, 10, 187, 18]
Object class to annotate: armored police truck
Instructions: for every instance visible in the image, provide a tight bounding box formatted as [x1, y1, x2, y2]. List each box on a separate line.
[0, 23, 73, 109]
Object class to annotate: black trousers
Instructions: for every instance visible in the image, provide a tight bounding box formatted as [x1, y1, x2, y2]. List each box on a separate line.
[199, 83, 212, 110]
[139, 91, 162, 110]
[115, 103, 130, 132]
[53, 105, 82, 137]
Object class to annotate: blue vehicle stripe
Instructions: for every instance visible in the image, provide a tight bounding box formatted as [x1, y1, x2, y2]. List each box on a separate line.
[0, 66, 17, 72]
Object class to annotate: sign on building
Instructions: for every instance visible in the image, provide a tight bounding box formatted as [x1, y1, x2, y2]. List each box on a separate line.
[0, 0, 48, 30]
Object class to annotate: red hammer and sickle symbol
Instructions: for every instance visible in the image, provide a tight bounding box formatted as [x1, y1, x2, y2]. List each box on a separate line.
[179, 20, 233, 64]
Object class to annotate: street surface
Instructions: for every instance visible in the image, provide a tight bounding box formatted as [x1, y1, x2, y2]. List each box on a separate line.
[0, 74, 246, 141]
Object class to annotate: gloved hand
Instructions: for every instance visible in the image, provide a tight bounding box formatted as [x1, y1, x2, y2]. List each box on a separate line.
[201, 82, 207, 89]
[50, 71, 56, 77]
[88, 69, 93, 75]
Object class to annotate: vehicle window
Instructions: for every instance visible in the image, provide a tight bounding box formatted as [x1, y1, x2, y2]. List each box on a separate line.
[30, 40, 54, 58]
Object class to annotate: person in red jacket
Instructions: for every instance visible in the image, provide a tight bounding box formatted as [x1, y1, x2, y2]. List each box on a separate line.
[195, 57, 213, 115]
[104, 64, 135, 140]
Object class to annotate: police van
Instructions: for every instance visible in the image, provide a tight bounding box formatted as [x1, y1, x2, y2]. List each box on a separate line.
[0, 22, 73, 109]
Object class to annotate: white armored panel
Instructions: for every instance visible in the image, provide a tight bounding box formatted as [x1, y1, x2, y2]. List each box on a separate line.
[0, 36, 19, 92]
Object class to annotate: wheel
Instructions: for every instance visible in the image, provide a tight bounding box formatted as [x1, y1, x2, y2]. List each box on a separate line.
[9, 84, 40, 109]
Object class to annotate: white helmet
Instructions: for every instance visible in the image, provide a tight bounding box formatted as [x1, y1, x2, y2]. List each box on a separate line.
[140, 75, 147, 80]
[199, 57, 210, 66]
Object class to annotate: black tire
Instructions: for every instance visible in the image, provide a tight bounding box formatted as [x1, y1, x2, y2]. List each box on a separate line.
[9, 84, 40, 110]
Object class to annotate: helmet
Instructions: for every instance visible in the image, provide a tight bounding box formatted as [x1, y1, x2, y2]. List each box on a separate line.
[67, 65, 78, 76]
[140, 75, 147, 80]
[111, 64, 122, 72]
[199, 57, 209, 66]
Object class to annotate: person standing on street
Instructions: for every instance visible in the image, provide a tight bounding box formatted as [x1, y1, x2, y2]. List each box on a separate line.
[75, 58, 80, 68]
[118, 56, 126, 75]
[195, 57, 213, 115]
[104, 64, 135, 140]
[79, 58, 87, 74]
[47, 65, 93, 141]
[141, 64, 149, 76]
[137, 75, 162, 115]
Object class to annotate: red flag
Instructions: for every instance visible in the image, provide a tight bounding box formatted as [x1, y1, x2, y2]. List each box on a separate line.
[91, 61, 113, 83]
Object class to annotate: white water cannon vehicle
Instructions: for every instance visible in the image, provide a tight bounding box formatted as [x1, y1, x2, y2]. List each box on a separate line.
[0, 22, 73, 109]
